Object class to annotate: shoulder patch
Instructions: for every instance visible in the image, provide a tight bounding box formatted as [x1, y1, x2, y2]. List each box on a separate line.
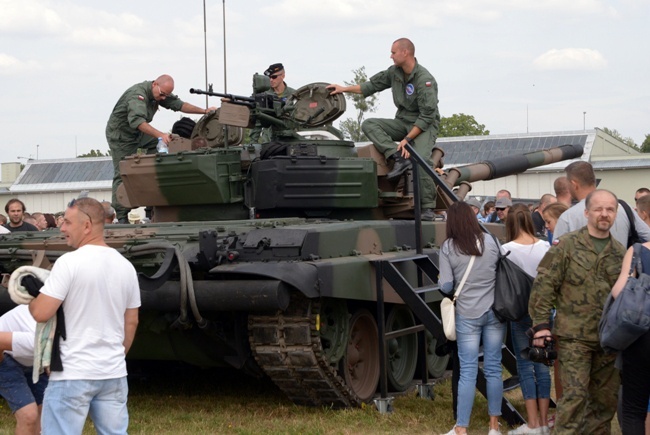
[425, 81, 432, 87]
[137, 95, 144, 100]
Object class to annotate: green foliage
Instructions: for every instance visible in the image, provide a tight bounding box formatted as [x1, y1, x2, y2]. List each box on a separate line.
[77, 149, 111, 158]
[640, 134, 650, 153]
[601, 127, 637, 149]
[339, 66, 378, 142]
[439, 113, 490, 138]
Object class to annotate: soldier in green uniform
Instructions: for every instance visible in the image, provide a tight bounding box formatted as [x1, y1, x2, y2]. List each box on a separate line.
[328, 38, 440, 220]
[105, 74, 217, 222]
[529, 189, 625, 434]
[249, 63, 296, 144]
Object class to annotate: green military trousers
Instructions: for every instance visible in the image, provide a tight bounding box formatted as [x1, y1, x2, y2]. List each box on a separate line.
[362, 118, 437, 209]
[109, 135, 158, 222]
[554, 338, 619, 435]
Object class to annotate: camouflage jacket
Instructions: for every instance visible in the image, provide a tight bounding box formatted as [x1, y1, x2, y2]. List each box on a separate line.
[105, 80, 185, 147]
[529, 226, 625, 341]
[360, 60, 440, 135]
[249, 82, 296, 143]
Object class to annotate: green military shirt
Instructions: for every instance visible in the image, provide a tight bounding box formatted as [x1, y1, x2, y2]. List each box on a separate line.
[249, 82, 296, 143]
[529, 226, 625, 342]
[105, 80, 185, 147]
[360, 61, 440, 136]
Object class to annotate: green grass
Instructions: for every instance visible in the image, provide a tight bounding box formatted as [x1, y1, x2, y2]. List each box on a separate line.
[0, 362, 622, 434]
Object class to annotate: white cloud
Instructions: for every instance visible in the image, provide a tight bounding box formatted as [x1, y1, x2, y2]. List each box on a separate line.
[0, 54, 41, 75]
[0, 0, 68, 35]
[533, 48, 607, 70]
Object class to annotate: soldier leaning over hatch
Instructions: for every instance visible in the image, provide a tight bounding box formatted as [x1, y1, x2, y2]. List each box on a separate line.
[249, 63, 296, 144]
[105, 74, 217, 223]
[328, 37, 440, 221]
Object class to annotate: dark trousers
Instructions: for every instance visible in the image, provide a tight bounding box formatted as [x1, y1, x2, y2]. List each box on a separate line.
[621, 329, 650, 435]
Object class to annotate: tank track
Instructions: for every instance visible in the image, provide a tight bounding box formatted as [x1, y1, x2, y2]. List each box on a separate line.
[248, 293, 362, 408]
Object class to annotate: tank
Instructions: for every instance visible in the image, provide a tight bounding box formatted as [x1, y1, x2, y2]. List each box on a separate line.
[0, 74, 583, 410]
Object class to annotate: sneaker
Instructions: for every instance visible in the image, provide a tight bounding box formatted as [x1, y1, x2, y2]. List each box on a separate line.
[547, 415, 555, 429]
[507, 424, 544, 435]
[540, 427, 550, 435]
[421, 208, 436, 221]
[440, 426, 457, 435]
[488, 429, 502, 435]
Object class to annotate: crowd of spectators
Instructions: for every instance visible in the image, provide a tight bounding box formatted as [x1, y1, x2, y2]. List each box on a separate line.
[453, 163, 650, 434]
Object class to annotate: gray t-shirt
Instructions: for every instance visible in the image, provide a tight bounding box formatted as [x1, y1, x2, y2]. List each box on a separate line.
[439, 234, 500, 319]
[552, 199, 650, 246]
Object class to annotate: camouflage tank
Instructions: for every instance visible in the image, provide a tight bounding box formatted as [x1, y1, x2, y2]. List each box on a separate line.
[0, 74, 583, 410]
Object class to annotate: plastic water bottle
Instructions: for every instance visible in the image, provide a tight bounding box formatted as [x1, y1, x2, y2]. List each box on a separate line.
[156, 137, 168, 154]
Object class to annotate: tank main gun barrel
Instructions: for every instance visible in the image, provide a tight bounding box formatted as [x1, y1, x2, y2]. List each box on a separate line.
[444, 143, 584, 186]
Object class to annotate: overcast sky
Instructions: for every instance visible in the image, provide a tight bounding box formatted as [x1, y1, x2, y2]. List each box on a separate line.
[1, 0, 648, 164]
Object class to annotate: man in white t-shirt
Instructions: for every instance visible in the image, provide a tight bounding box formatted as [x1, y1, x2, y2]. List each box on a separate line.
[0, 305, 47, 435]
[28, 197, 141, 434]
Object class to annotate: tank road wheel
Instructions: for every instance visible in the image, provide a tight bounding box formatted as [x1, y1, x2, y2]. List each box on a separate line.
[425, 330, 450, 378]
[341, 309, 380, 402]
[386, 306, 418, 392]
[319, 298, 350, 365]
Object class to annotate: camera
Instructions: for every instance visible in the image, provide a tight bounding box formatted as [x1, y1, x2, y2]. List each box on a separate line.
[521, 336, 557, 366]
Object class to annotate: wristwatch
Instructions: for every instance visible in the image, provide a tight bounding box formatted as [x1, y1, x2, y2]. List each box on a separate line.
[404, 136, 414, 145]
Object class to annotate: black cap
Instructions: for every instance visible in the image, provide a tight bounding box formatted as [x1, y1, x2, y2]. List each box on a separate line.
[264, 63, 284, 76]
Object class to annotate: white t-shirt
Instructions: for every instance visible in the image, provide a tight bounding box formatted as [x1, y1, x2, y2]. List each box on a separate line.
[40, 245, 141, 381]
[0, 305, 36, 366]
[502, 240, 550, 278]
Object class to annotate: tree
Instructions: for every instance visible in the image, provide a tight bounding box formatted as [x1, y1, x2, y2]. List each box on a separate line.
[77, 149, 111, 158]
[601, 127, 637, 149]
[641, 134, 650, 153]
[338, 67, 378, 141]
[438, 113, 489, 137]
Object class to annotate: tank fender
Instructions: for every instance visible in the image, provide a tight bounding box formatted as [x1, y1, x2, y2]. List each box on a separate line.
[210, 262, 319, 298]
[136, 247, 179, 291]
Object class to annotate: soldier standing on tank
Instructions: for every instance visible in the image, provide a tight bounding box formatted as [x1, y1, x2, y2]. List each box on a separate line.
[105, 74, 217, 223]
[327, 38, 440, 221]
[528, 189, 625, 434]
[249, 63, 296, 144]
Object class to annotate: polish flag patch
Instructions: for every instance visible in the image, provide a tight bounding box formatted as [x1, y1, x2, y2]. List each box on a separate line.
[137, 95, 144, 100]
[425, 82, 432, 87]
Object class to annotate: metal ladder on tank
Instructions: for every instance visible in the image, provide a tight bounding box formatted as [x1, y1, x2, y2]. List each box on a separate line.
[372, 144, 525, 427]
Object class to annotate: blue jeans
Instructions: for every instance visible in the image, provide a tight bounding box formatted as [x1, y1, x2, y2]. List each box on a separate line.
[456, 310, 506, 427]
[510, 314, 551, 400]
[41, 377, 129, 435]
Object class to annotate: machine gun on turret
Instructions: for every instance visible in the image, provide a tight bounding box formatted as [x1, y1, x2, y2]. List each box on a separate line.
[190, 74, 347, 139]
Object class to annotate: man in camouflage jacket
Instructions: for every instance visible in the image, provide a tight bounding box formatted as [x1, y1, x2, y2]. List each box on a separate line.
[529, 189, 625, 434]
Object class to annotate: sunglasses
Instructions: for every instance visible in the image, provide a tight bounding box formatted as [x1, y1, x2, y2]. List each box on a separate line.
[68, 198, 92, 222]
[269, 74, 281, 80]
[496, 207, 507, 211]
[157, 84, 170, 97]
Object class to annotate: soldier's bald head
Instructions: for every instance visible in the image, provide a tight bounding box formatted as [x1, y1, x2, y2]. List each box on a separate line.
[394, 38, 415, 55]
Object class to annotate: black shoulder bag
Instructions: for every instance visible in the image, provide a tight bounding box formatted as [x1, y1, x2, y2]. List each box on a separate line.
[490, 234, 535, 322]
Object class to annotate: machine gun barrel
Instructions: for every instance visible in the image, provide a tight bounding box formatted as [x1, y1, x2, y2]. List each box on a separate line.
[445, 143, 584, 186]
[189, 88, 256, 107]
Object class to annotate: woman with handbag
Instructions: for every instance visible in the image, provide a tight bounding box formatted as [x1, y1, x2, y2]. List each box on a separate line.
[439, 201, 504, 435]
[502, 204, 551, 435]
[610, 240, 650, 435]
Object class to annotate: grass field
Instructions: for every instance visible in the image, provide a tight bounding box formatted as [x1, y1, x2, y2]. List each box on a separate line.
[0, 362, 622, 434]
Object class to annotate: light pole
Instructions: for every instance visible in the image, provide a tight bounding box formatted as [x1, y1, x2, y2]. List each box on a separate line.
[583, 112, 586, 131]
[36, 144, 39, 160]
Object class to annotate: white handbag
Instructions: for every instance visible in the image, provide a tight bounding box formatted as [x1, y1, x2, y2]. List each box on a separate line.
[441, 254, 476, 341]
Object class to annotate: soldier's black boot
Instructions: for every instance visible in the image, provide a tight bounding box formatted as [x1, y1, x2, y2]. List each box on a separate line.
[386, 152, 412, 180]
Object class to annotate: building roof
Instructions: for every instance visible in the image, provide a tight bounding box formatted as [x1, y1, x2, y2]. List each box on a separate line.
[10, 157, 113, 193]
